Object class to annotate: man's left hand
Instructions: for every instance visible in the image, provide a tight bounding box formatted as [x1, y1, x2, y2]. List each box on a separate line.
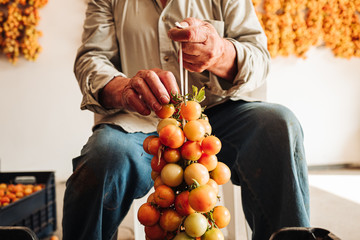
[168, 17, 226, 73]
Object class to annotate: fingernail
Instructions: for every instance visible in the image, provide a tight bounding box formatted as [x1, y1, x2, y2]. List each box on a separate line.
[160, 96, 169, 104]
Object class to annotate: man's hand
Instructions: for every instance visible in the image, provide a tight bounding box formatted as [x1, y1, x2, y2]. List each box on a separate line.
[99, 68, 179, 115]
[168, 17, 237, 81]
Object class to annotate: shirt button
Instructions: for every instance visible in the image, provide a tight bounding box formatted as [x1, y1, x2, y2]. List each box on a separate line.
[163, 56, 170, 62]
[162, 16, 166, 22]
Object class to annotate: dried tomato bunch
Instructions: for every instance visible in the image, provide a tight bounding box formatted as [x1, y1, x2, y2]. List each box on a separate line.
[253, 0, 360, 58]
[0, 0, 48, 64]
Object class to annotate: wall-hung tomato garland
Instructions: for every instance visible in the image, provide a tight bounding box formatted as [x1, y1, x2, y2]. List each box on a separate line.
[0, 0, 48, 64]
[253, 0, 360, 58]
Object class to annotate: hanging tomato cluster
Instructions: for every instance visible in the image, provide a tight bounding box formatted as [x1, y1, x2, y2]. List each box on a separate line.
[138, 87, 232, 240]
[253, 0, 360, 58]
[0, 0, 48, 64]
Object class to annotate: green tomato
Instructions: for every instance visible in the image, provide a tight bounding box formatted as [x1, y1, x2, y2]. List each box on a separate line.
[201, 228, 224, 240]
[173, 232, 195, 240]
[184, 213, 208, 237]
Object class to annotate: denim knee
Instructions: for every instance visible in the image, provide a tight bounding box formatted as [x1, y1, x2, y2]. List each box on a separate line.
[70, 124, 154, 199]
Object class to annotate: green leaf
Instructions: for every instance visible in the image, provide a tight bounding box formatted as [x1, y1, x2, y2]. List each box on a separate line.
[194, 87, 206, 103]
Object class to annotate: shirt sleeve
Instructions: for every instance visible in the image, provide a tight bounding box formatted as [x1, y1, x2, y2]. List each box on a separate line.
[74, 0, 125, 115]
[208, 0, 271, 100]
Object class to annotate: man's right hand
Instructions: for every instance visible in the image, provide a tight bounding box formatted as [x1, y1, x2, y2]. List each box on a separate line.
[99, 68, 179, 116]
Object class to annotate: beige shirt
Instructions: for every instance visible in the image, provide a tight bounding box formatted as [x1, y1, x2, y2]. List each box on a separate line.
[74, 0, 270, 133]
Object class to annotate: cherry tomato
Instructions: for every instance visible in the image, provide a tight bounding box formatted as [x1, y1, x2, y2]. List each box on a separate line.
[183, 120, 205, 142]
[163, 148, 181, 163]
[173, 232, 194, 240]
[157, 118, 180, 133]
[197, 153, 218, 171]
[213, 205, 231, 229]
[210, 162, 231, 185]
[148, 137, 162, 156]
[184, 163, 209, 186]
[147, 193, 156, 204]
[154, 185, 175, 208]
[180, 101, 202, 121]
[160, 163, 183, 187]
[201, 136, 222, 155]
[201, 228, 224, 240]
[181, 141, 202, 161]
[184, 213, 208, 237]
[137, 202, 160, 226]
[188, 184, 217, 213]
[151, 156, 167, 172]
[159, 209, 182, 231]
[145, 223, 167, 240]
[159, 124, 185, 149]
[197, 118, 212, 135]
[206, 179, 219, 196]
[143, 135, 156, 154]
[151, 170, 160, 181]
[155, 104, 175, 119]
[174, 190, 195, 216]
[153, 176, 164, 189]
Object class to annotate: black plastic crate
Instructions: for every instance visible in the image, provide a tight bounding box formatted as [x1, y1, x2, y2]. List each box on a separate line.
[0, 172, 57, 239]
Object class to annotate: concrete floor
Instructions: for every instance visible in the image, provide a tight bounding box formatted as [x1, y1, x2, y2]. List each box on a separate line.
[50, 168, 360, 240]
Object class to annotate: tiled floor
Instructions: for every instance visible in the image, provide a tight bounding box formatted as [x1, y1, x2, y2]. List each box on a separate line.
[51, 168, 360, 240]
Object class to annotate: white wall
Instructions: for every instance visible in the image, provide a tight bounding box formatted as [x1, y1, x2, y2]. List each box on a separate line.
[0, 1, 359, 182]
[0, 0, 93, 182]
[267, 48, 360, 166]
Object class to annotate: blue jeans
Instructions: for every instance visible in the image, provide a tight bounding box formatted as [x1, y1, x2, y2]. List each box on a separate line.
[62, 100, 310, 240]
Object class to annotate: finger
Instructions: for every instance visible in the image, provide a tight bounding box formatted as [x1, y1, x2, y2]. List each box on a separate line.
[183, 60, 207, 73]
[152, 68, 180, 97]
[169, 25, 208, 43]
[122, 86, 151, 115]
[182, 42, 204, 56]
[130, 75, 163, 112]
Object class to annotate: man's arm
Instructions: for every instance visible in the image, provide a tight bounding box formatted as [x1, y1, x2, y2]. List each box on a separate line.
[75, 0, 179, 115]
[168, 0, 270, 97]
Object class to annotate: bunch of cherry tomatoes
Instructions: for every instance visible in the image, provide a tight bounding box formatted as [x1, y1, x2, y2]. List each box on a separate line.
[138, 87, 231, 240]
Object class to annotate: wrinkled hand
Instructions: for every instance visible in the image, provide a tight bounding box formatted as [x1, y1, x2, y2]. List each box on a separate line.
[168, 17, 226, 73]
[100, 68, 179, 115]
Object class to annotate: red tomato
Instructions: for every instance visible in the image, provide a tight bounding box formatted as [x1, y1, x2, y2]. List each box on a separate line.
[163, 148, 181, 163]
[181, 141, 202, 161]
[180, 101, 202, 121]
[143, 135, 156, 154]
[201, 135, 222, 155]
[159, 209, 182, 231]
[155, 104, 175, 119]
[151, 156, 167, 172]
[148, 137, 162, 156]
[188, 184, 217, 213]
[137, 202, 160, 226]
[159, 124, 185, 149]
[154, 185, 175, 208]
[197, 153, 218, 171]
[174, 191, 195, 216]
[145, 223, 167, 240]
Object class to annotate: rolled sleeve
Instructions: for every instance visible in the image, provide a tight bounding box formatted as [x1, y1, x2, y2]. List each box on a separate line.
[206, 0, 271, 99]
[74, 0, 125, 115]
